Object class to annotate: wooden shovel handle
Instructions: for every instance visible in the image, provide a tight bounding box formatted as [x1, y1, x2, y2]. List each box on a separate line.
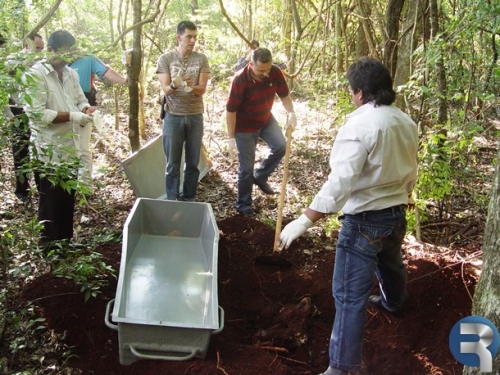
[273, 125, 293, 252]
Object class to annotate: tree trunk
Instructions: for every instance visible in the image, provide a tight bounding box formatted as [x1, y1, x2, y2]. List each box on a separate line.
[248, 0, 253, 39]
[429, 0, 447, 125]
[141, 1, 169, 137]
[190, 0, 198, 16]
[354, 0, 368, 57]
[288, 0, 303, 87]
[384, 0, 405, 77]
[127, 0, 142, 152]
[394, 0, 423, 109]
[464, 141, 500, 374]
[283, 0, 292, 67]
[356, 0, 377, 58]
[334, 0, 344, 79]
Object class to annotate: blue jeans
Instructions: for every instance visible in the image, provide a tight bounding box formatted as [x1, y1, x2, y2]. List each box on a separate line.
[329, 205, 407, 371]
[234, 116, 285, 211]
[162, 113, 203, 201]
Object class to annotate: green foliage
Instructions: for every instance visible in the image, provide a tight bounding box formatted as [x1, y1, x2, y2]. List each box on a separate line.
[323, 216, 341, 236]
[399, 0, 499, 221]
[417, 121, 490, 215]
[7, 305, 46, 354]
[0, 216, 45, 371]
[405, 201, 428, 235]
[418, 130, 453, 201]
[50, 244, 117, 302]
[259, 215, 276, 230]
[0, 217, 44, 284]
[92, 228, 123, 244]
[0, 0, 28, 43]
[44, 226, 121, 305]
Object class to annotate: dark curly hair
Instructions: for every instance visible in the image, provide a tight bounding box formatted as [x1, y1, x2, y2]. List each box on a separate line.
[346, 57, 396, 106]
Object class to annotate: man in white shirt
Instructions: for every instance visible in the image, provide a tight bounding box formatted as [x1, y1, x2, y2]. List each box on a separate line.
[24, 30, 96, 243]
[279, 57, 418, 375]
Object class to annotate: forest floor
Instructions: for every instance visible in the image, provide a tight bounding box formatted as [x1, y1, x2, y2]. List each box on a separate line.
[2, 85, 498, 374]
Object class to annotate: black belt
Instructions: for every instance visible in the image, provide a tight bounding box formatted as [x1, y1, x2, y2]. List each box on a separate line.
[351, 204, 407, 217]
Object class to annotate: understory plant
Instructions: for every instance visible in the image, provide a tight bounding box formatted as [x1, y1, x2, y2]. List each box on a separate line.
[49, 244, 117, 302]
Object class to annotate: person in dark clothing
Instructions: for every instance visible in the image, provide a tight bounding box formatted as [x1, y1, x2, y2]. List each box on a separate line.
[234, 39, 259, 72]
[3, 34, 45, 201]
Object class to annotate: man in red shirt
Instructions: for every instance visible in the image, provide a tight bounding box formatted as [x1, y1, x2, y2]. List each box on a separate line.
[226, 47, 297, 217]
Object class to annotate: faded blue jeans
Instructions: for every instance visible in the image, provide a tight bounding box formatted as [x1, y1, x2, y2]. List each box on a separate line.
[329, 205, 408, 372]
[234, 115, 285, 211]
[162, 113, 203, 201]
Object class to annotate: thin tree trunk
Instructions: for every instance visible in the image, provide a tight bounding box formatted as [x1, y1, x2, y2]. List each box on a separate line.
[464, 141, 500, 374]
[334, 1, 344, 79]
[356, 0, 378, 58]
[283, 0, 292, 69]
[248, 0, 253, 39]
[429, 0, 447, 125]
[127, 0, 142, 152]
[190, 0, 198, 16]
[384, 0, 406, 77]
[484, 32, 498, 93]
[141, 0, 169, 136]
[394, 0, 423, 109]
[286, 0, 324, 79]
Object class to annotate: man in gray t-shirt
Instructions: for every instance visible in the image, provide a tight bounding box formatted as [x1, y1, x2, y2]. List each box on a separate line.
[156, 20, 210, 201]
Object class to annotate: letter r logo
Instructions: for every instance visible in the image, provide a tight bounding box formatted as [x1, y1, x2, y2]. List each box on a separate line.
[460, 323, 494, 372]
[450, 316, 499, 372]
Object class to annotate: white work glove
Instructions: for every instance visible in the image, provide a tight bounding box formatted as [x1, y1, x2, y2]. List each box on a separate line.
[182, 81, 193, 92]
[70, 111, 94, 127]
[227, 138, 238, 161]
[286, 112, 297, 131]
[171, 75, 183, 89]
[93, 110, 107, 135]
[279, 214, 313, 250]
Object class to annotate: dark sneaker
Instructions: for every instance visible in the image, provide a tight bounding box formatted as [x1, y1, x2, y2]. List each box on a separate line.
[368, 295, 402, 316]
[254, 179, 276, 195]
[178, 196, 195, 202]
[15, 192, 30, 204]
[238, 208, 257, 217]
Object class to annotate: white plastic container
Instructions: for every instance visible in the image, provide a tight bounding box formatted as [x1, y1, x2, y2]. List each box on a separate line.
[121, 135, 212, 199]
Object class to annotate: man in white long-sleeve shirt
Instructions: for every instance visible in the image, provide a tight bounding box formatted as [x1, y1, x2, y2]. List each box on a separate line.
[278, 57, 418, 375]
[24, 30, 97, 243]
